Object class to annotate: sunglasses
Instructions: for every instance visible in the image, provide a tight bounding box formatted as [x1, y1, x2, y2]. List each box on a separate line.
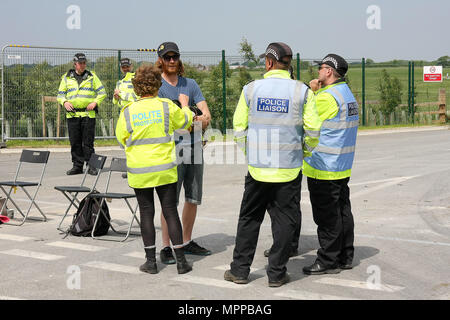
[163, 54, 180, 62]
[318, 65, 332, 71]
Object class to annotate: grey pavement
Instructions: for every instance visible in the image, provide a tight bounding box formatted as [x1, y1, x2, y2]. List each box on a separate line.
[0, 126, 449, 300]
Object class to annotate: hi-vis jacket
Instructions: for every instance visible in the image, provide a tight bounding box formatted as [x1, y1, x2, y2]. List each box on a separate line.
[57, 70, 106, 118]
[113, 72, 139, 108]
[233, 69, 321, 183]
[303, 81, 359, 180]
[115, 97, 193, 188]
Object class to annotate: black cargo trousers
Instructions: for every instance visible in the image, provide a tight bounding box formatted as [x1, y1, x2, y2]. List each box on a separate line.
[307, 176, 354, 268]
[67, 116, 96, 169]
[231, 172, 302, 282]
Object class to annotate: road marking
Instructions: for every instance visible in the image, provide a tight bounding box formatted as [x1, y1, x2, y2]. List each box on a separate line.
[123, 251, 145, 259]
[356, 234, 450, 247]
[172, 275, 251, 290]
[314, 277, 404, 292]
[351, 176, 419, 199]
[213, 265, 259, 273]
[0, 249, 65, 261]
[0, 296, 24, 300]
[0, 234, 34, 242]
[82, 261, 141, 275]
[275, 289, 358, 300]
[46, 241, 106, 252]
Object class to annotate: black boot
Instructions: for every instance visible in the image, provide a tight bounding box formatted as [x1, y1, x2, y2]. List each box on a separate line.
[174, 248, 192, 274]
[140, 248, 158, 274]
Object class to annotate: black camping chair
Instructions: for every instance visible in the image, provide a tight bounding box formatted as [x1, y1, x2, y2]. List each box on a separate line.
[89, 157, 140, 242]
[0, 150, 50, 226]
[54, 153, 107, 232]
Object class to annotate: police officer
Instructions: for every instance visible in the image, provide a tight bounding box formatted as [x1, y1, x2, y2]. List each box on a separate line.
[113, 58, 139, 112]
[115, 64, 194, 274]
[57, 53, 107, 175]
[225, 42, 321, 287]
[302, 54, 358, 275]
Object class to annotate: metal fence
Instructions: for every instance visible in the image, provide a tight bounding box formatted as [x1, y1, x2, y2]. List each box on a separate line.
[1, 45, 448, 142]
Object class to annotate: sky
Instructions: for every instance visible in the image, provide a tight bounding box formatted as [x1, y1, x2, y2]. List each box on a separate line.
[0, 0, 449, 62]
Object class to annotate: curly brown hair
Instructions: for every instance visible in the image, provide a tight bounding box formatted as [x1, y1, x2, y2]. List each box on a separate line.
[132, 64, 163, 97]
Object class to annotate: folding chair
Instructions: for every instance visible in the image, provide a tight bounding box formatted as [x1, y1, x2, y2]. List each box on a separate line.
[89, 157, 140, 242]
[0, 149, 50, 226]
[54, 153, 107, 232]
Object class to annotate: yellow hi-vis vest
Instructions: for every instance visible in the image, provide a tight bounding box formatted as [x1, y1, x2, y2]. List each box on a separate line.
[113, 72, 139, 108]
[57, 70, 107, 118]
[115, 97, 193, 188]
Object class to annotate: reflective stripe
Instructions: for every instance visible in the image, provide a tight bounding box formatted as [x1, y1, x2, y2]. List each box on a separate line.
[245, 81, 255, 108]
[291, 81, 305, 120]
[58, 91, 66, 94]
[67, 88, 76, 93]
[304, 129, 320, 138]
[328, 87, 347, 120]
[315, 145, 355, 155]
[322, 120, 359, 129]
[181, 111, 189, 129]
[95, 86, 105, 92]
[123, 80, 132, 84]
[163, 102, 170, 135]
[254, 143, 303, 151]
[131, 93, 137, 101]
[79, 87, 94, 91]
[304, 143, 315, 152]
[128, 162, 177, 174]
[126, 136, 172, 147]
[234, 129, 247, 137]
[127, 85, 133, 89]
[124, 107, 133, 134]
[68, 94, 95, 99]
[250, 117, 303, 126]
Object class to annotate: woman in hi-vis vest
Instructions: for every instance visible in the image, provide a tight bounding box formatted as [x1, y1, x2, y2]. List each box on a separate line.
[116, 64, 193, 274]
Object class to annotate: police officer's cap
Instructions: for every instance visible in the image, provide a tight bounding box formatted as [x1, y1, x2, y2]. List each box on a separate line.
[73, 53, 87, 63]
[120, 58, 132, 67]
[259, 42, 293, 64]
[157, 42, 180, 57]
[314, 54, 348, 77]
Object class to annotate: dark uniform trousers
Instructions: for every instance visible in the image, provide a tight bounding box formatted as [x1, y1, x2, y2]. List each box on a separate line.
[231, 172, 302, 282]
[307, 176, 354, 267]
[67, 116, 96, 169]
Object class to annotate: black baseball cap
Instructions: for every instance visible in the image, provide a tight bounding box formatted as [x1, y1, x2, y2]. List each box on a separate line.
[73, 53, 87, 62]
[314, 54, 348, 76]
[259, 42, 293, 64]
[157, 42, 180, 57]
[120, 58, 131, 67]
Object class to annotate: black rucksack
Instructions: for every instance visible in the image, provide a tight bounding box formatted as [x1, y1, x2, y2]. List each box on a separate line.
[65, 191, 110, 237]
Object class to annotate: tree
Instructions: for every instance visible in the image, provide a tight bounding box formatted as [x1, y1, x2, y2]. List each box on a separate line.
[239, 37, 258, 66]
[377, 69, 402, 124]
[435, 56, 450, 67]
[202, 61, 235, 130]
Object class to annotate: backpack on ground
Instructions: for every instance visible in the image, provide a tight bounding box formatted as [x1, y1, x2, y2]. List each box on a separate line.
[64, 191, 110, 237]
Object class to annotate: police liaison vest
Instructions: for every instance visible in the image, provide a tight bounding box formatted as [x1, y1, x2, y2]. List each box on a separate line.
[245, 78, 308, 170]
[304, 83, 358, 173]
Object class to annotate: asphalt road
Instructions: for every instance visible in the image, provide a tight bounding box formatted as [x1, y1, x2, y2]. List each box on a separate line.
[0, 126, 449, 300]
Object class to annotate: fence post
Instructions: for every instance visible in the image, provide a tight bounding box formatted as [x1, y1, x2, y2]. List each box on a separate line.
[1, 46, 5, 147]
[222, 50, 226, 134]
[362, 57, 366, 126]
[408, 61, 411, 120]
[296, 53, 300, 80]
[412, 61, 415, 124]
[117, 50, 122, 83]
[439, 89, 447, 124]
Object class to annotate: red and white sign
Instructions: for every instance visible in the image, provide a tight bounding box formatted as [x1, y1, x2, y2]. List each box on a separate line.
[423, 66, 442, 82]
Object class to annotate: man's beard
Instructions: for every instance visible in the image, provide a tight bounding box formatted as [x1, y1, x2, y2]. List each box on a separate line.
[162, 62, 178, 75]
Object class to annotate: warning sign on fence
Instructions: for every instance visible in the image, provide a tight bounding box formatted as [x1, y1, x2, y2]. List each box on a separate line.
[423, 66, 443, 82]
